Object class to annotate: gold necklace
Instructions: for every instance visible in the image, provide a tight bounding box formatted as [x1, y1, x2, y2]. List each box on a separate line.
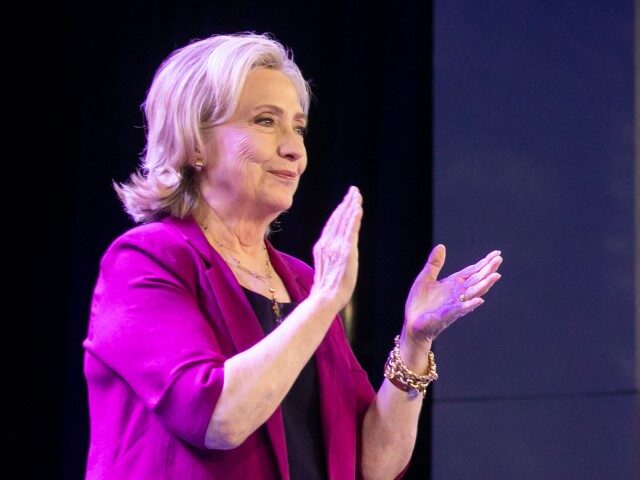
[200, 223, 282, 323]
[226, 245, 283, 323]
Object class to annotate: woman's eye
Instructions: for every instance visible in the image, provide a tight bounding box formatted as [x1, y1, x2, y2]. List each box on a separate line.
[295, 125, 307, 136]
[255, 117, 274, 126]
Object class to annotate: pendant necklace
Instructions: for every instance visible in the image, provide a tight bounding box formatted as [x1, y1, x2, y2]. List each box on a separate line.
[200, 223, 282, 323]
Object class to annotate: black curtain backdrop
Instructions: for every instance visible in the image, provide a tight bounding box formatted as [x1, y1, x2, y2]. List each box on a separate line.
[54, 1, 434, 478]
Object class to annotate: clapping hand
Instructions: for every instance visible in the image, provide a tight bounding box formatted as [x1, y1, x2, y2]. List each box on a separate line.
[402, 245, 503, 346]
[310, 186, 363, 312]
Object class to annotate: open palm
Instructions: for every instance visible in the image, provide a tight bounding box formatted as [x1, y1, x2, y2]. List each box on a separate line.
[404, 245, 503, 344]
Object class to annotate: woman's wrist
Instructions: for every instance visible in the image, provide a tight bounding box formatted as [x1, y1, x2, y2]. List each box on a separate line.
[398, 332, 433, 374]
[304, 290, 345, 322]
[307, 284, 355, 315]
[384, 335, 438, 398]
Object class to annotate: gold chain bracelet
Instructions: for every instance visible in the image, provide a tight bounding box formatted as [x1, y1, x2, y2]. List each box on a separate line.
[383, 335, 438, 399]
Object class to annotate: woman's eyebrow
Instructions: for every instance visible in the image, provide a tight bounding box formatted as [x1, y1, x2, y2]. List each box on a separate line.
[252, 104, 307, 122]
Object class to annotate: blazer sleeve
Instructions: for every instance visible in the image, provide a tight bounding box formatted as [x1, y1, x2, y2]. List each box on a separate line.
[343, 328, 411, 480]
[83, 229, 225, 449]
[327, 317, 377, 479]
[342, 329, 376, 419]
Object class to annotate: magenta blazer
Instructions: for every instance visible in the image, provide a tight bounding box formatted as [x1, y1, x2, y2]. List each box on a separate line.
[83, 216, 377, 479]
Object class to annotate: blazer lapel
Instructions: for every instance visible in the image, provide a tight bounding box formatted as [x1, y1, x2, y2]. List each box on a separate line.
[267, 243, 356, 479]
[166, 218, 290, 479]
[204, 262, 290, 480]
[315, 322, 357, 479]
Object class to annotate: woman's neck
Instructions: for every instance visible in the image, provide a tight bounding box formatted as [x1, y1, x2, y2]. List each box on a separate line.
[195, 200, 275, 257]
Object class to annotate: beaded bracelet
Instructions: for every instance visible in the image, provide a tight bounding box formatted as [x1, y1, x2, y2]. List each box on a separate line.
[383, 335, 438, 399]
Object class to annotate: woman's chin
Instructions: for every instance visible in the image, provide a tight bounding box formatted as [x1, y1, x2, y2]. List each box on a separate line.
[259, 194, 294, 217]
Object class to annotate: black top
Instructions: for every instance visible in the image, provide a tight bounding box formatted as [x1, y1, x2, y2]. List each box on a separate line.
[241, 287, 327, 480]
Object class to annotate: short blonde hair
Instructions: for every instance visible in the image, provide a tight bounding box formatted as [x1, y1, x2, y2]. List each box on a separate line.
[115, 32, 311, 223]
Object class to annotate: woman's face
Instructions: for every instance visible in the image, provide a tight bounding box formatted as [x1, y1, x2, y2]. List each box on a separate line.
[202, 68, 308, 218]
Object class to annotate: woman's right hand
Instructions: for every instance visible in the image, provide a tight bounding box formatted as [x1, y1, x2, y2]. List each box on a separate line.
[310, 186, 363, 312]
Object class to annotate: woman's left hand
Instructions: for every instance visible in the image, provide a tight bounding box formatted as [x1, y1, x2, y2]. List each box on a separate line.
[401, 244, 502, 349]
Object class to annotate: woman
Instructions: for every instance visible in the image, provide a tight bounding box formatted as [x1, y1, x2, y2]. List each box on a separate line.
[83, 32, 502, 479]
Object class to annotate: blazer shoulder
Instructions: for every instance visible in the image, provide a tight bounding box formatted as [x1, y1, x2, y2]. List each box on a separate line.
[101, 220, 200, 276]
[110, 221, 188, 251]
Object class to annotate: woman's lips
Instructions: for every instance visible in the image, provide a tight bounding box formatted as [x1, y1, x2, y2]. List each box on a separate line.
[269, 170, 298, 180]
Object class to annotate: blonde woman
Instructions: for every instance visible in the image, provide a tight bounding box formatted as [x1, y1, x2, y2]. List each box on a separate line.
[83, 32, 502, 480]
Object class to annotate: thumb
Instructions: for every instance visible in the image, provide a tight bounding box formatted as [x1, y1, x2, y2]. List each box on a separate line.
[422, 244, 446, 281]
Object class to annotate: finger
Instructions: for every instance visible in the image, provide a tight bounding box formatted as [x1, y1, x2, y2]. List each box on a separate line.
[443, 296, 485, 326]
[462, 272, 501, 300]
[313, 187, 357, 279]
[323, 187, 353, 235]
[454, 250, 501, 279]
[319, 187, 355, 241]
[345, 200, 363, 247]
[457, 250, 500, 277]
[463, 255, 503, 287]
[334, 186, 360, 239]
[338, 192, 363, 244]
[420, 244, 447, 282]
[459, 297, 484, 314]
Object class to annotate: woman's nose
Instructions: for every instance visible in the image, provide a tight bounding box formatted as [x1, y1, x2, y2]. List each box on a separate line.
[277, 130, 305, 161]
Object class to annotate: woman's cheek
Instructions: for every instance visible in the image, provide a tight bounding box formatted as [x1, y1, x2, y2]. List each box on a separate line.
[229, 130, 253, 158]
[234, 129, 273, 164]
